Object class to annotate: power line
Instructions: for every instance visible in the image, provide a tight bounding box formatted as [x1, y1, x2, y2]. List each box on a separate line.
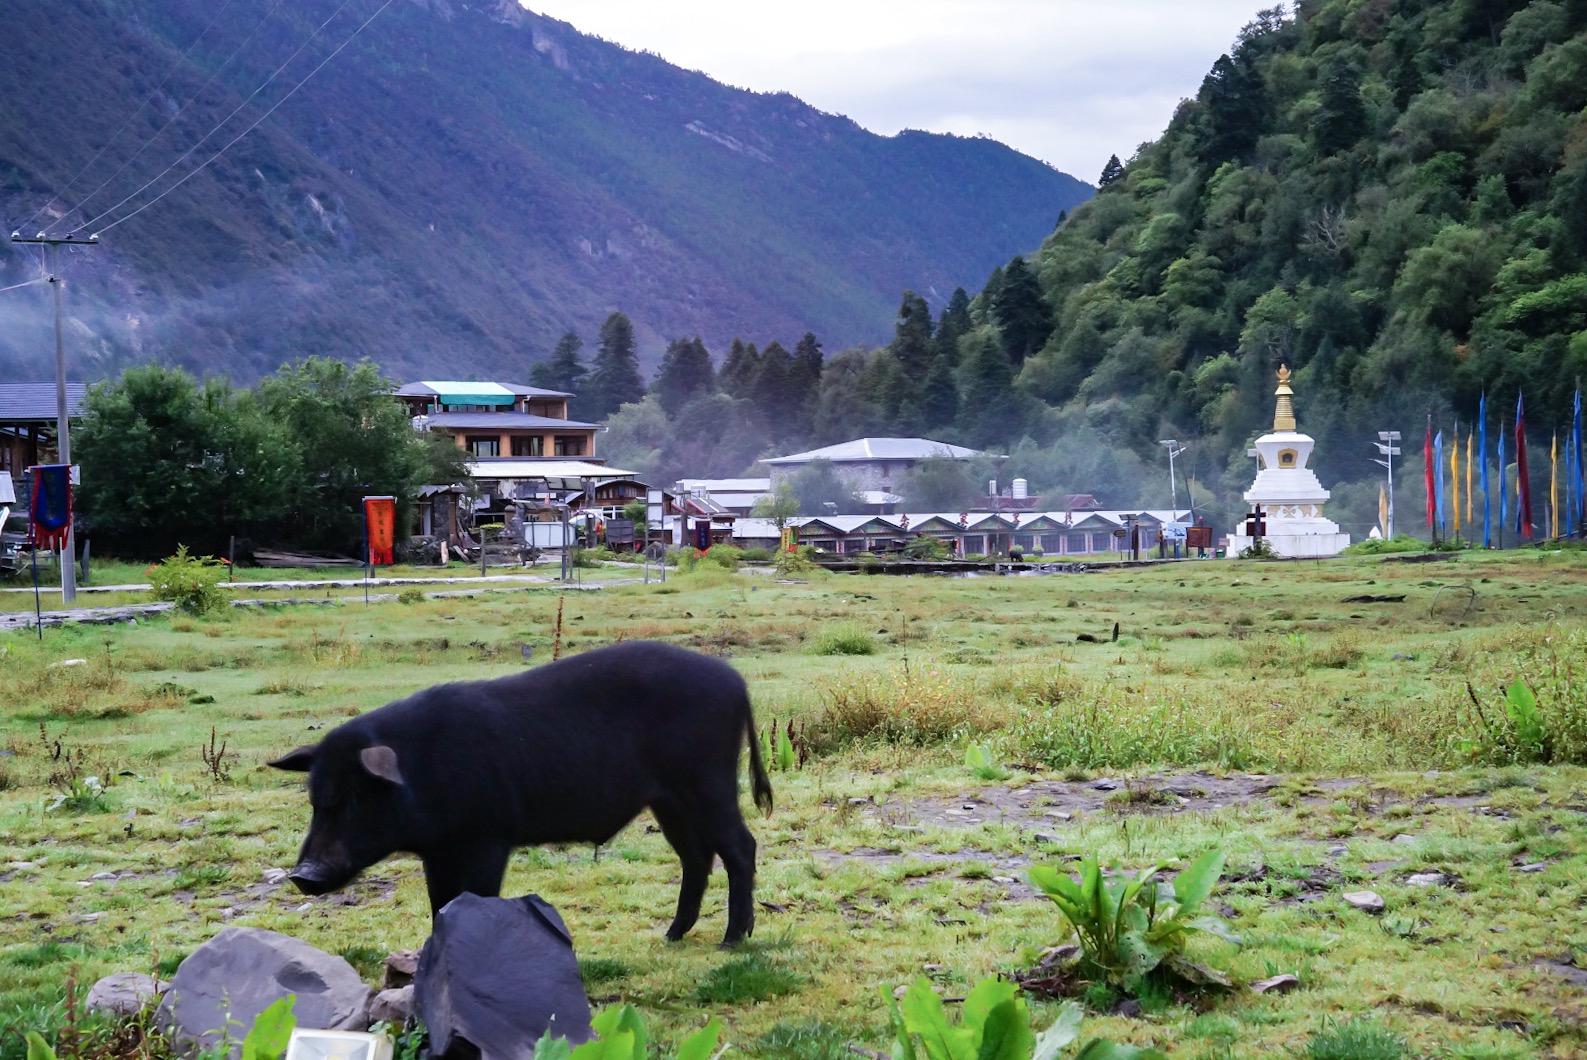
[50, 0, 291, 237]
[23, 0, 242, 235]
[0, 277, 49, 295]
[83, 0, 377, 235]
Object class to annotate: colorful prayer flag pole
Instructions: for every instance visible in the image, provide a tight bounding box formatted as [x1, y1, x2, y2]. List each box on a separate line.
[1451, 427, 1461, 538]
[1424, 419, 1435, 530]
[1434, 430, 1446, 535]
[1466, 429, 1473, 530]
[1516, 394, 1533, 540]
[1481, 393, 1491, 548]
[1551, 431, 1559, 540]
[1498, 414, 1507, 548]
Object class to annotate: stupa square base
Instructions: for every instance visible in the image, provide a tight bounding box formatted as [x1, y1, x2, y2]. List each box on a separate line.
[1227, 533, 1351, 558]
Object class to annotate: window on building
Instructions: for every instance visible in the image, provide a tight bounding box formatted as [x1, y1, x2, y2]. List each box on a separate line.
[512, 436, 544, 457]
[467, 437, 500, 457]
[1067, 533, 1088, 553]
[554, 435, 586, 457]
[1091, 532, 1112, 552]
[1041, 533, 1062, 553]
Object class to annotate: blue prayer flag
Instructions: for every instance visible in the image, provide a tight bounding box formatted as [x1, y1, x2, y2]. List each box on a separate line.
[1480, 393, 1490, 548]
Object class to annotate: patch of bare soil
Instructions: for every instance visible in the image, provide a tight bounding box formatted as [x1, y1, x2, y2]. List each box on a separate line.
[852, 772, 1360, 834]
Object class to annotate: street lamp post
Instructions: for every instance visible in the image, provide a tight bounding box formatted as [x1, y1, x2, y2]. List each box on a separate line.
[1373, 431, 1401, 539]
[1159, 439, 1188, 519]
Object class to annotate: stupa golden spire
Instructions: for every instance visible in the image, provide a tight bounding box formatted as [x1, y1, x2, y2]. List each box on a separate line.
[1273, 364, 1296, 432]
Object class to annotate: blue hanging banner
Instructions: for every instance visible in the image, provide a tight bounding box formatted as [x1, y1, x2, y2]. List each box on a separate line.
[28, 464, 72, 551]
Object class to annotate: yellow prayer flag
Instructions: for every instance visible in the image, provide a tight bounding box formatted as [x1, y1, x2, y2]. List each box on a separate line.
[1552, 432, 1560, 539]
[1379, 485, 1389, 538]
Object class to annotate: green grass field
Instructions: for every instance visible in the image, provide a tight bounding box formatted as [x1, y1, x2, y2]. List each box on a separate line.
[2, 552, 1585, 1058]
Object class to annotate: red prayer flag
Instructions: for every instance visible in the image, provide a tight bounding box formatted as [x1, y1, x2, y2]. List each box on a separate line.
[364, 496, 397, 565]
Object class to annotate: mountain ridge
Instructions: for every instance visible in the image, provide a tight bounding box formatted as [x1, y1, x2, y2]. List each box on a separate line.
[0, 0, 1090, 382]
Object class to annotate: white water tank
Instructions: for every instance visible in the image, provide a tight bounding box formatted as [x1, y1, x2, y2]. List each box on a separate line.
[1011, 478, 1029, 499]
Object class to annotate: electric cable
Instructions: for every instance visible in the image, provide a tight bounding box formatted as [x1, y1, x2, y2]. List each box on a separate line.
[51, 0, 289, 237]
[25, 0, 240, 234]
[83, 0, 376, 235]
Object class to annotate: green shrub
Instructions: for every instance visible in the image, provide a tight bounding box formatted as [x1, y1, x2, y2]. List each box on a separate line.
[774, 545, 820, 576]
[740, 547, 772, 562]
[1453, 626, 1587, 764]
[397, 588, 425, 605]
[146, 545, 229, 615]
[811, 622, 878, 656]
[901, 536, 949, 560]
[693, 955, 803, 1004]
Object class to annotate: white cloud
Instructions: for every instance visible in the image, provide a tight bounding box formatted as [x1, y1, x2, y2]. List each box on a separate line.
[523, 0, 1265, 177]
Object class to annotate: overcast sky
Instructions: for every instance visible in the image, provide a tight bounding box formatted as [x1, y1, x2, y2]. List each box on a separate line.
[523, 1, 1268, 181]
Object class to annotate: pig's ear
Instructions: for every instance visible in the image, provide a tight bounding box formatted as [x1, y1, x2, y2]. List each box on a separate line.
[269, 746, 317, 772]
[359, 745, 405, 786]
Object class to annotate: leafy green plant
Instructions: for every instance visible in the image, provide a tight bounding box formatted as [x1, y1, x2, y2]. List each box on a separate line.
[1456, 680, 1555, 763]
[1236, 538, 1275, 560]
[1029, 849, 1233, 994]
[46, 775, 111, 815]
[965, 743, 1011, 781]
[884, 978, 1164, 1060]
[146, 545, 229, 615]
[532, 1004, 724, 1060]
[240, 997, 297, 1060]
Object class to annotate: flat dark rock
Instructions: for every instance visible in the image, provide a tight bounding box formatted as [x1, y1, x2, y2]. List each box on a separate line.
[1340, 594, 1406, 603]
[416, 894, 592, 1060]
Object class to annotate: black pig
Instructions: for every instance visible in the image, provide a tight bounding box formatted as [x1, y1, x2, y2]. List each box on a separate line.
[269, 641, 773, 945]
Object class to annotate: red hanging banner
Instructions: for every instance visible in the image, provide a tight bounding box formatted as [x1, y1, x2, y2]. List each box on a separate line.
[364, 496, 397, 565]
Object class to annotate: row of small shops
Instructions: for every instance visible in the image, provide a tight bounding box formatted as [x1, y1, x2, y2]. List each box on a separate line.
[726, 510, 1199, 558]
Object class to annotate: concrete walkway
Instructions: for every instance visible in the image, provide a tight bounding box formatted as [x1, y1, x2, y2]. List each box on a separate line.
[0, 573, 638, 631]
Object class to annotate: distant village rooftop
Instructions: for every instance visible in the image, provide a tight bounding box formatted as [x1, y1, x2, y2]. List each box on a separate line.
[762, 437, 981, 465]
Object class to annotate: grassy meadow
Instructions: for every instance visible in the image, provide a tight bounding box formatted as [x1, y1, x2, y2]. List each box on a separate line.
[2, 551, 1586, 1058]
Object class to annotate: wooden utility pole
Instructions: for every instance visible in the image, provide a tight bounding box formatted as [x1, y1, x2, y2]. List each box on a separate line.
[10, 230, 98, 603]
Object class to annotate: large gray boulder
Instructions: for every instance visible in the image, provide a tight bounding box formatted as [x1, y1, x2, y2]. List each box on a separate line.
[157, 927, 372, 1056]
[416, 894, 592, 1060]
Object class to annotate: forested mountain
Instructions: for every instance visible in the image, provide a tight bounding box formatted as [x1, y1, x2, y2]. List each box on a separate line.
[1013, 0, 1587, 524]
[605, 0, 1585, 531]
[0, 0, 1089, 382]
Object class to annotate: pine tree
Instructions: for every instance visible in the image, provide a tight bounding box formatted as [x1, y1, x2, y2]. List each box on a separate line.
[991, 256, 1054, 366]
[530, 331, 587, 400]
[1195, 51, 1266, 164]
[786, 332, 825, 442]
[753, 341, 795, 432]
[584, 312, 646, 420]
[718, 339, 762, 400]
[1314, 55, 1366, 155]
[933, 288, 972, 365]
[652, 336, 716, 417]
[1097, 155, 1124, 188]
[955, 329, 1015, 448]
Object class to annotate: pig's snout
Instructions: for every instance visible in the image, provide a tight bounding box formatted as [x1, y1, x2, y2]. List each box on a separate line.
[286, 862, 336, 895]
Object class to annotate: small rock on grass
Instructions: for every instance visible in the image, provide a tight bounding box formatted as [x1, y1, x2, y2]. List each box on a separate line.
[1249, 973, 1300, 995]
[1515, 862, 1548, 873]
[86, 973, 167, 1017]
[1405, 872, 1451, 888]
[1343, 890, 1385, 913]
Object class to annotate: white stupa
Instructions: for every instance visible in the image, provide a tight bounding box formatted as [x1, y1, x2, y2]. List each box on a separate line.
[1226, 366, 1350, 558]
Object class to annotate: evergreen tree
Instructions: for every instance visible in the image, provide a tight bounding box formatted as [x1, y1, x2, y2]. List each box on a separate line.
[934, 288, 972, 364]
[530, 331, 587, 394]
[752, 340, 795, 427]
[1314, 55, 1366, 156]
[718, 338, 762, 400]
[1195, 51, 1266, 164]
[786, 332, 825, 442]
[921, 351, 960, 432]
[652, 336, 716, 417]
[1097, 155, 1124, 188]
[584, 312, 646, 420]
[991, 256, 1054, 366]
[956, 328, 1016, 448]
